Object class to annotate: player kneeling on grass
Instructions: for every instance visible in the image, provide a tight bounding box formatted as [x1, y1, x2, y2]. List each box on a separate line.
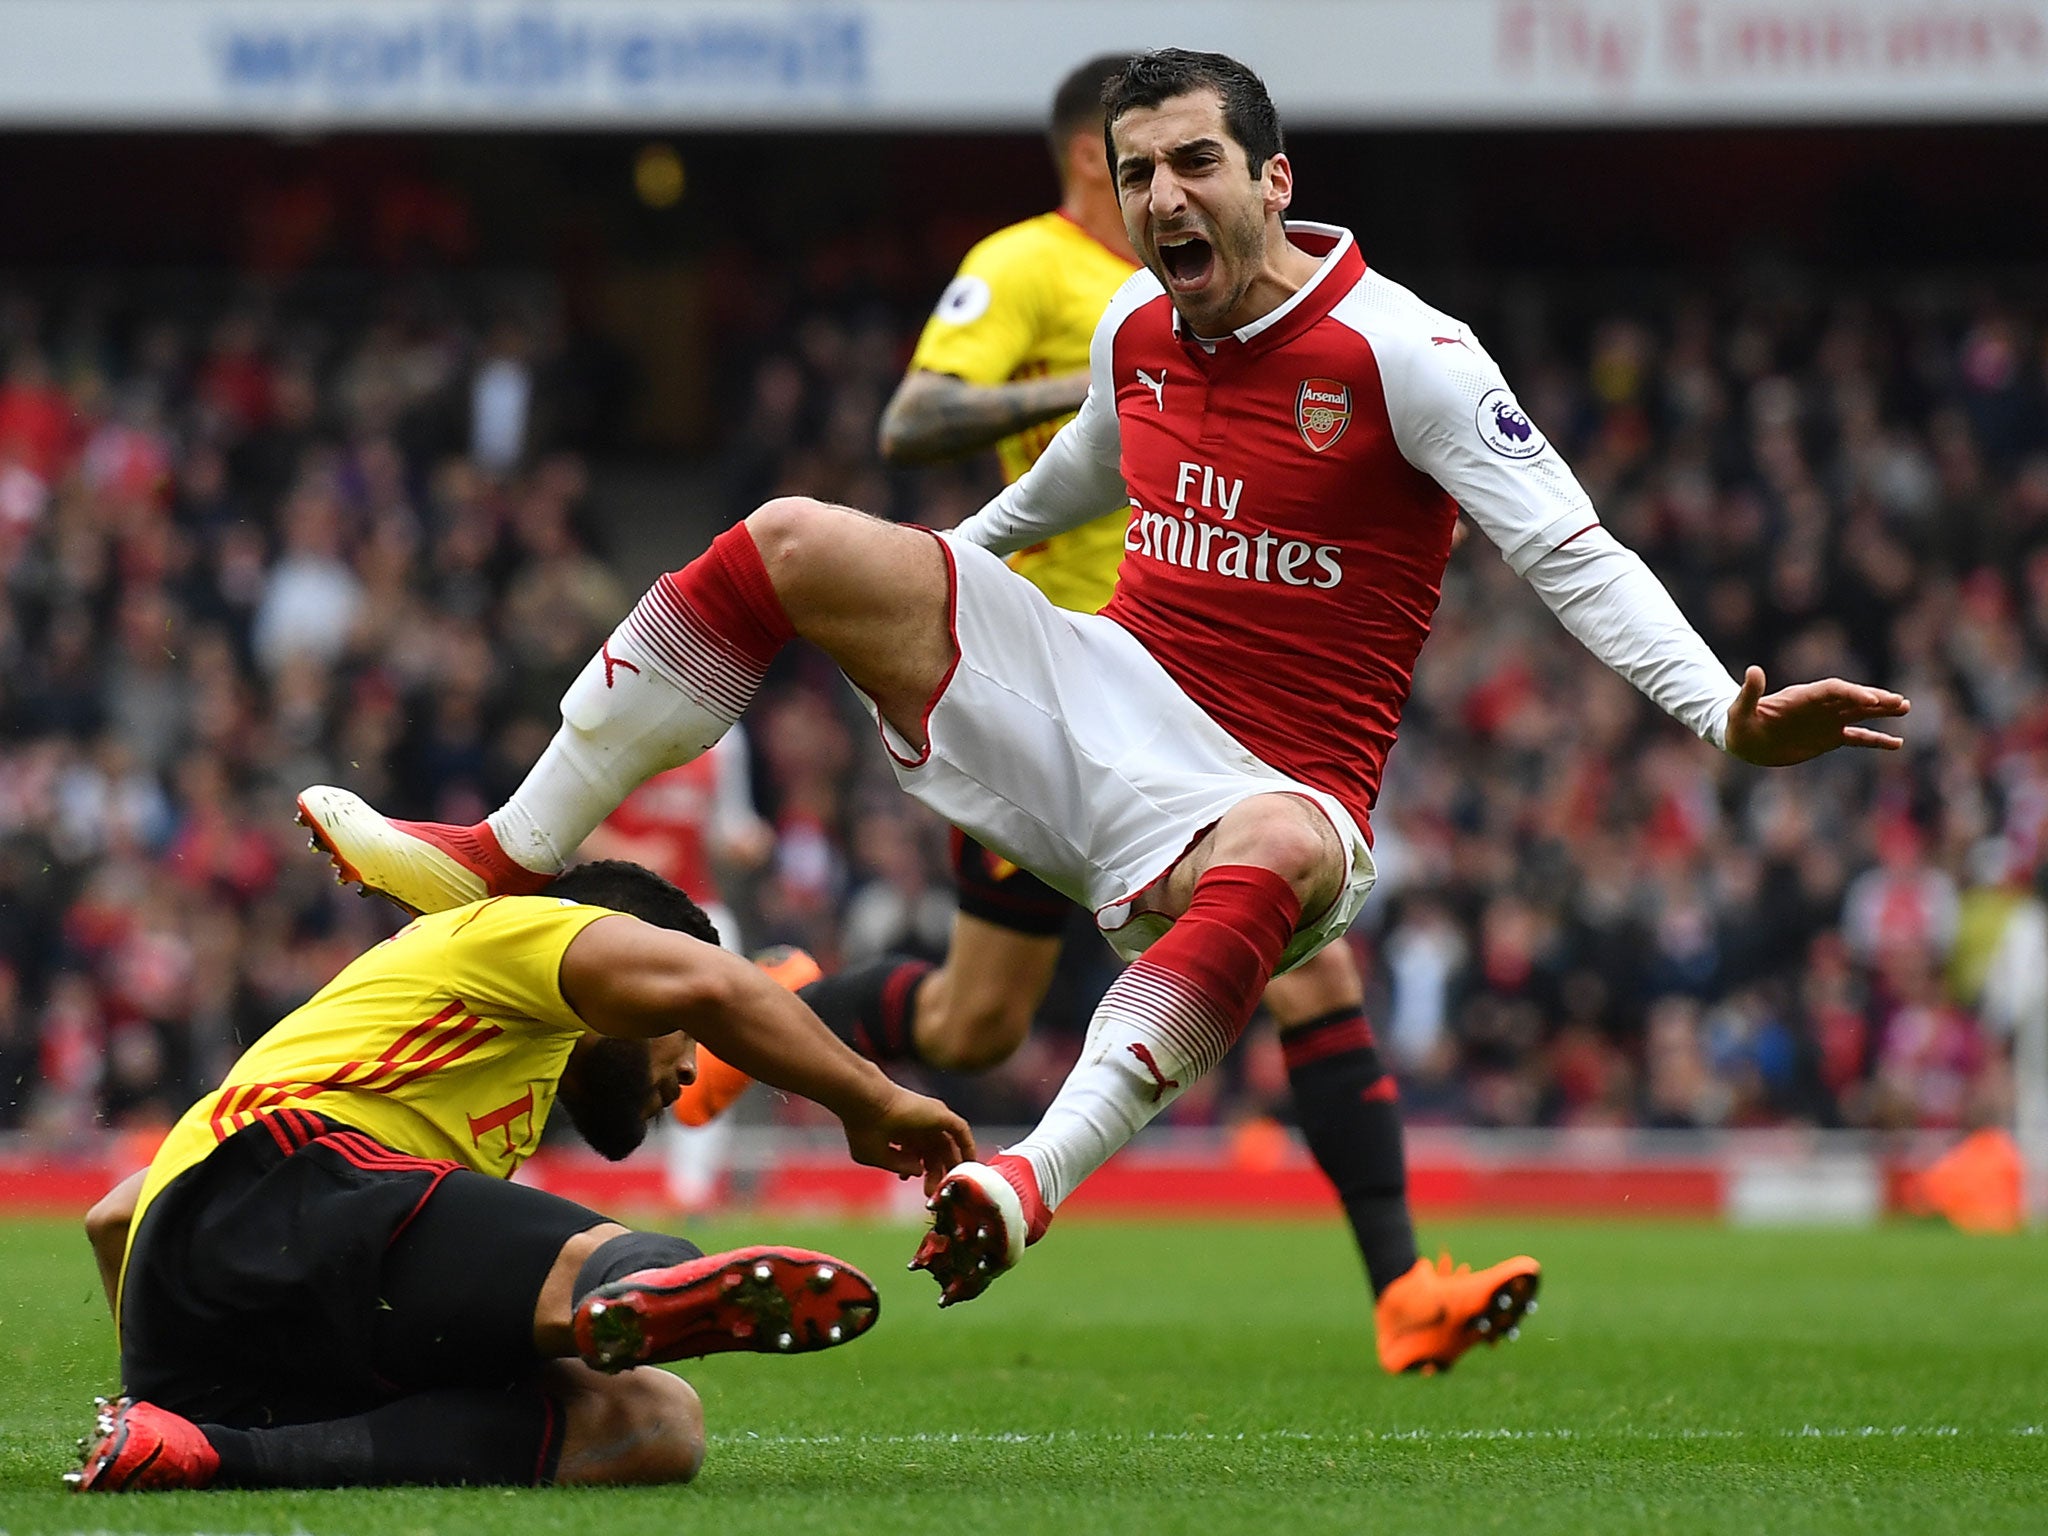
[68, 860, 972, 1493]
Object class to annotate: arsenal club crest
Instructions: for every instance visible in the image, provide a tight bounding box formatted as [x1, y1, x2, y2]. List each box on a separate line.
[1296, 378, 1351, 453]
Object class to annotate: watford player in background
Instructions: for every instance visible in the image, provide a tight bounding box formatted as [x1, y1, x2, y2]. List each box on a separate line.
[700, 55, 1544, 1375]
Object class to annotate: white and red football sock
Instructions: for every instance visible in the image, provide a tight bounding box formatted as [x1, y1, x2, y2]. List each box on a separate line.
[488, 525, 794, 874]
[1005, 863, 1302, 1223]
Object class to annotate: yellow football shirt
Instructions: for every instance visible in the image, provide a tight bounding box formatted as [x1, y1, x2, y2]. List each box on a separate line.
[907, 210, 1137, 615]
[124, 896, 616, 1292]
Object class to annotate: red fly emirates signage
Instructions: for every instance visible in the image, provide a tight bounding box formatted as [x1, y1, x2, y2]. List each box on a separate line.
[1499, 1, 2048, 102]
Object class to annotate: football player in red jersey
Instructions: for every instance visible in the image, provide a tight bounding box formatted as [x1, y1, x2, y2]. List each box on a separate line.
[298, 51, 1907, 1333]
[792, 52, 1523, 1373]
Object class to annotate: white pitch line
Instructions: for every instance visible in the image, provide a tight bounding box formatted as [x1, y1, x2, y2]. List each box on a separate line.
[714, 1425, 2041, 1447]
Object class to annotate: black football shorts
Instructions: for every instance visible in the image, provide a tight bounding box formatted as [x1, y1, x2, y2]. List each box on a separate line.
[949, 828, 1071, 937]
[120, 1111, 609, 1429]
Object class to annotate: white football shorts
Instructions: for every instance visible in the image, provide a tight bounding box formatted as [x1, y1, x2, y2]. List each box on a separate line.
[855, 532, 1376, 971]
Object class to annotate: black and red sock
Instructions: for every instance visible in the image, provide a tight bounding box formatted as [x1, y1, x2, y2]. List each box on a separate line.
[1282, 1006, 1419, 1296]
[572, 1230, 704, 1301]
[204, 1385, 562, 1488]
[798, 956, 934, 1065]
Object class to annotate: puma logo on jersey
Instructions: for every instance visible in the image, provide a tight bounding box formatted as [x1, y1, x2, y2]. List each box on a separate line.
[1136, 367, 1167, 410]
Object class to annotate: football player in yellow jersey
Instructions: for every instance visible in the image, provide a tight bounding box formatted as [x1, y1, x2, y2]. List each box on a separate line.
[67, 860, 970, 1493]
[878, 59, 1140, 615]
[822, 55, 1538, 1373]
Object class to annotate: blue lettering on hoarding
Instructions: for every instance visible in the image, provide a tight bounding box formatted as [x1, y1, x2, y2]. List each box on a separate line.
[615, 30, 658, 86]
[221, 32, 300, 86]
[213, 4, 867, 105]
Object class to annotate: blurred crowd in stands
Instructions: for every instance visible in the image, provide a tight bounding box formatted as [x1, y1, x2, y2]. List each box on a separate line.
[4, 229, 2047, 1147]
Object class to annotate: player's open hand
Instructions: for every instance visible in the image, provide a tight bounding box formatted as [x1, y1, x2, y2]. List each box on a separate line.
[1723, 665, 1910, 766]
[840, 1085, 976, 1196]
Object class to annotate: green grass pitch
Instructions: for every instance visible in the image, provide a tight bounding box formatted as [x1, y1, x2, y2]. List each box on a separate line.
[1, 1212, 2043, 1534]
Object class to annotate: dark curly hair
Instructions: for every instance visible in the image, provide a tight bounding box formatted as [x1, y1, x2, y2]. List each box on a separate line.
[541, 859, 720, 947]
[1101, 49, 1284, 177]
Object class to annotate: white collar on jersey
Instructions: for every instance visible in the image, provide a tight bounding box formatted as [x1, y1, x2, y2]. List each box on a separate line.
[1172, 221, 1356, 348]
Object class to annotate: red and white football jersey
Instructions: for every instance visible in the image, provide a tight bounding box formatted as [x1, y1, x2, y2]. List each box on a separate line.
[973, 224, 1603, 832]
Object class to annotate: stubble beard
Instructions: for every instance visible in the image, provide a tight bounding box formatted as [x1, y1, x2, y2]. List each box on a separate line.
[559, 1036, 657, 1162]
[1172, 199, 1270, 338]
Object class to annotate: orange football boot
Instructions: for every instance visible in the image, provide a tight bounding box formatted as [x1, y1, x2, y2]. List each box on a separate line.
[1903, 1127, 2023, 1234]
[1374, 1251, 1542, 1375]
[672, 947, 822, 1127]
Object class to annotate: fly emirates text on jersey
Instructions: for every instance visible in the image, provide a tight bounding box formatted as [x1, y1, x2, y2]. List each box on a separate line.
[1123, 458, 1344, 589]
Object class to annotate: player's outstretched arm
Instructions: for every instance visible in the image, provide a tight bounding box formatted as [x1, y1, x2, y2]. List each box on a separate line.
[878, 368, 1091, 464]
[951, 270, 1143, 554]
[1377, 313, 1912, 761]
[1722, 664, 1910, 766]
[1520, 528, 1912, 761]
[560, 917, 974, 1190]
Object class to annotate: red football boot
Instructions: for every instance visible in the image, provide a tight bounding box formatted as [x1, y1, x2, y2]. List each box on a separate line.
[66, 1397, 220, 1493]
[574, 1246, 879, 1372]
[909, 1153, 1050, 1308]
[296, 784, 550, 915]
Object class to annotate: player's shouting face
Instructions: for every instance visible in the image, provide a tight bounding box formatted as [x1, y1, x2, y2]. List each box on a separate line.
[1110, 87, 1297, 337]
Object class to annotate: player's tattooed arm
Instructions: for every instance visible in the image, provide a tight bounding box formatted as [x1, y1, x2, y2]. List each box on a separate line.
[877, 367, 1091, 464]
[85, 1169, 145, 1318]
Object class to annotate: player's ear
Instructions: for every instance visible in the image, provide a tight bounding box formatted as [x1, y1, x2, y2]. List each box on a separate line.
[1067, 127, 1104, 189]
[1262, 152, 1294, 217]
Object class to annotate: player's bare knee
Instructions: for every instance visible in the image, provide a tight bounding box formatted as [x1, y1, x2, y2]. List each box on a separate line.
[1263, 939, 1363, 1026]
[745, 496, 842, 584]
[556, 1366, 704, 1486]
[83, 1190, 126, 1249]
[534, 1221, 632, 1353]
[557, 1221, 634, 1275]
[622, 1369, 705, 1484]
[1216, 796, 1343, 903]
[1287, 935, 1360, 991]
